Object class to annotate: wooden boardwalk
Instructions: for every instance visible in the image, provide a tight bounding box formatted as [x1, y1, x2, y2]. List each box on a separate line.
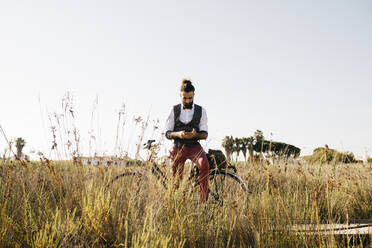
[291, 222, 372, 235]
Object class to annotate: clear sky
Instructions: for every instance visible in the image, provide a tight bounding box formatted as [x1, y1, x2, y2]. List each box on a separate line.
[1, 0, 371, 160]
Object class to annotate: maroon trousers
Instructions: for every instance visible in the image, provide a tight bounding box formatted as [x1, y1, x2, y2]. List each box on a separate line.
[169, 143, 209, 202]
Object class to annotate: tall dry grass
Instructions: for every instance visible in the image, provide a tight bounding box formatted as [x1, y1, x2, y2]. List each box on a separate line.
[0, 159, 371, 247]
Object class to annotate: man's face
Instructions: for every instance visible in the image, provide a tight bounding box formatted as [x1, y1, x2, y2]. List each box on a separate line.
[180, 91, 194, 109]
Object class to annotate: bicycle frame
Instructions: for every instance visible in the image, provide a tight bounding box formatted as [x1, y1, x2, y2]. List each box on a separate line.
[107, 140, 248, 205]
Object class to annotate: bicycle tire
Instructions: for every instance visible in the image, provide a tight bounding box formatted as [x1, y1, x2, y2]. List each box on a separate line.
[106, 170, 144, 188]
[104, 169, 151, 204]
[106, 164, 168, 193]
[193, 170, 248, 206]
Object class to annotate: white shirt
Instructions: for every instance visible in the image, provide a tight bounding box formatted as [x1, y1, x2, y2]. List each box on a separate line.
[166, 104, 208, 132]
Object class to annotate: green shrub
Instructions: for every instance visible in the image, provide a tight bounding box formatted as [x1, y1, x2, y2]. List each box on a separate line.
[305, 147, 356, 164]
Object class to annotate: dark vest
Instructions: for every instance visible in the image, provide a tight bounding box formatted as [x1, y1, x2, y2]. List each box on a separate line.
[173, 104, 202, 146]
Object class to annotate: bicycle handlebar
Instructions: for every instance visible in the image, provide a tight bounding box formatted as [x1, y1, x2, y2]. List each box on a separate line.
[143, 140, 156, 150]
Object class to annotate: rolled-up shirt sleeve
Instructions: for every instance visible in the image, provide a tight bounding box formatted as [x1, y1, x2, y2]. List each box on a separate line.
[199, 107, 208, 133]
[165, 108, 174, 139]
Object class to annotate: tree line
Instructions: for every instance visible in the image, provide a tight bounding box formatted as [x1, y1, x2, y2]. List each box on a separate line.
[221, 130, 301, 162]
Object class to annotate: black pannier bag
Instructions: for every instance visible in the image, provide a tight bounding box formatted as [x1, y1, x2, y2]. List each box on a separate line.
[206, 149, 228, 171]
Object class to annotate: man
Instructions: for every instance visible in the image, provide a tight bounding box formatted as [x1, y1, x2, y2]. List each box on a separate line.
[165, 79, 210, 202]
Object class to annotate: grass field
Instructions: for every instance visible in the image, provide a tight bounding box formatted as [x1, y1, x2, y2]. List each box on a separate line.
[0, 159, 371, 247]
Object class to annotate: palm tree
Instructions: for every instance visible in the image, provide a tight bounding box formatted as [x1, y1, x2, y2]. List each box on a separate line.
[254, 130, 264, 143]
[15, 137, 26, 158]
[233, 137, 243, 162]
[247, 136, 255, 162]
[241, 137, 249, 162]
[222, 136, 234, 162]
[254, 130, 264, 160]
[242, 136, 255, 163]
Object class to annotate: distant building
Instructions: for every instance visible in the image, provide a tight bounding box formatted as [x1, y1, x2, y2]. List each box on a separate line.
[80, 156, 127, 166]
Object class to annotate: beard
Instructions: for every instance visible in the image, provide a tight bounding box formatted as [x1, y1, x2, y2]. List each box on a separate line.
[183, 101, 193, 109]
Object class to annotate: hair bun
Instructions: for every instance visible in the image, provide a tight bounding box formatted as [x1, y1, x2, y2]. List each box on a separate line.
[180, 79, 195, 92]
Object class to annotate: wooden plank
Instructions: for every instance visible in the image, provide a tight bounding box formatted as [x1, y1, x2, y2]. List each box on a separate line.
[291, 223, 372, 235]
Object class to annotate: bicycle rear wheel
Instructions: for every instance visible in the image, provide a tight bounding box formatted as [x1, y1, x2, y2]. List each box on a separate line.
[206, 170, 248, 206]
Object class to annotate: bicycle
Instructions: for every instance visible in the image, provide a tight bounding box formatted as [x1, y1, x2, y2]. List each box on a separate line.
[107, 140, 248, 206]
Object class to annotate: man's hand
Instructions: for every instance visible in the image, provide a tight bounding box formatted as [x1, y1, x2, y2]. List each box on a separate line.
[182, 128, 197, 139]
[176, 129, 196, 139]
[169, 128, 207, 140]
